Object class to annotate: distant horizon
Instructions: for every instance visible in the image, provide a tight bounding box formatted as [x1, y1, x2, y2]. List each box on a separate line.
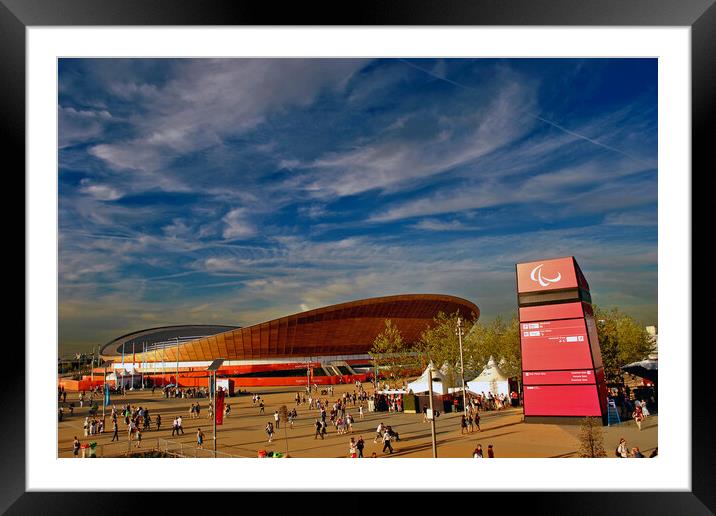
[59, 58, 658, 355]
[59, 294, 657, 357]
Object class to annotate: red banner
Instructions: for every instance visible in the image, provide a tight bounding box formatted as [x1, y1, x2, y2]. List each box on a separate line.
[215, 389, 225, 426]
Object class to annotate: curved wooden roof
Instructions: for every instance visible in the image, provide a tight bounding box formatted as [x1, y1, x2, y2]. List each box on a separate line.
[105, 294, 479, 362]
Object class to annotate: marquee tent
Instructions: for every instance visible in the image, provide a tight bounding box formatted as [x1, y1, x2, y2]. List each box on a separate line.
[621, 359, 658, 384]
[467, 356, 511, 398]
[407, 362, 449, 395]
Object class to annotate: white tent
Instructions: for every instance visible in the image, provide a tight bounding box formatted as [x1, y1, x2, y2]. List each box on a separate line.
[407, 362, 449, 395]
[467, 356, 511, 398]
[108, 370, 139, 388]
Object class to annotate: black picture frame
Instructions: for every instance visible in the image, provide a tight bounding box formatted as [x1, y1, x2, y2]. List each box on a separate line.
[5, 0, 710, 513]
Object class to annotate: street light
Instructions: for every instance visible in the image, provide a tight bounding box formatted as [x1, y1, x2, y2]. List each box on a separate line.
[456, 316, 468, 415]
[427, 364, 438, 458]
[207, 358, 225, 456]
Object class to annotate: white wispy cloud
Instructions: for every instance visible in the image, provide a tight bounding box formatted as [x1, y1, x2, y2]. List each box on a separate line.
[288, 74, 538, 199]
[222, 208, 255, 240]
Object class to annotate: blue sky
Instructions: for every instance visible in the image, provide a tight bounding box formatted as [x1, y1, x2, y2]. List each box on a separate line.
[58, 58, 658, 354]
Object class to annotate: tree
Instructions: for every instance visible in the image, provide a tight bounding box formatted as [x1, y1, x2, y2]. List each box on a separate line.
[417, 311, 478, 385]
[463, 314, 521, 380]
[594, 306, 654, 385]
[578, 417, 607, 457]
[369, 320, 417, 386]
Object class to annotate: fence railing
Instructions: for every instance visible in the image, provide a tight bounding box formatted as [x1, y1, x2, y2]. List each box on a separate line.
[60, 438, 250, 458]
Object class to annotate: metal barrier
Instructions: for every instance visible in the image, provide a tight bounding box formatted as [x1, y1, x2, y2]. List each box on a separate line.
[60, 437, 250, 458]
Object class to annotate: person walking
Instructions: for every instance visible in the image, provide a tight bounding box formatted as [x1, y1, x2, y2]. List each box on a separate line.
[135, 428, 142, 448]
[472, 444, 484, 458]
[274, 410, 280, 430]
[197, 428, 205, 449]
[641, 400, 650, 417]
[265, 422, 274, 443]
[177, 416, 185, 435]
[72, 436, 81, 457]
[617, 438, 629, 458]
[156, 414, 161, 431]
[171, 417, 178, 437]
[111, 419, 119, 442]
[474, 410, 481, 432]
[356, 436, 365, 458]
[633, 405, 644, 431]
[487, 444, 495, 458]
[349, 437, 358, 458]
[460, 414, 468, 435]
[374, 422, 384, 443]
[259, 400, 265, 415]
[381, 429, 394, 454]
[314, 419, 323, 439]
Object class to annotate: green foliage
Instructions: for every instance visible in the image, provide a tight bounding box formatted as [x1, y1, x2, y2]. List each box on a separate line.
[369, 320, 418, 384]
[578, 417, 607, 458]
[416, 311, 477, 382]
[593, 306, 655, 384]
[463, 314, 522, 379]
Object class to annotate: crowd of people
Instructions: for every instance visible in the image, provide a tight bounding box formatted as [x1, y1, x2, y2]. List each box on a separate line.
[608, 386, 656, 423]
[63, 376, 657, 459]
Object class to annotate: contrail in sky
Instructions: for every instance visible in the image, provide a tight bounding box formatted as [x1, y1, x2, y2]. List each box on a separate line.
[398, 58, 653, 166]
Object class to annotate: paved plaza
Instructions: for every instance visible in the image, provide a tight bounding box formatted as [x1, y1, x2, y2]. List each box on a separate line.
[58, 383, 657, 458]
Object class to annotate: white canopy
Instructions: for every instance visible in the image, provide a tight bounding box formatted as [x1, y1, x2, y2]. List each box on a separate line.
[407, 362, 449, 395]
[467, 356, 511, 398]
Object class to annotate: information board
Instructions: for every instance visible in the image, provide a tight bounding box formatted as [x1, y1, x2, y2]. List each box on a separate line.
[522, 369, 596, 385]
[523, 385, 603, 416]
[516, 256, 607, 422]
[520, 318, 593, 370]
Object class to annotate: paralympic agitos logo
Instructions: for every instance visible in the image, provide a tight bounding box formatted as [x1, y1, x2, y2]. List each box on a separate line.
[530, 263, 562, 287]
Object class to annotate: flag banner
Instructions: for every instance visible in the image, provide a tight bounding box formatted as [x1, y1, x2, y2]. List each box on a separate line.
[215, 388, 225, 426]
[104, 382, 111, 406]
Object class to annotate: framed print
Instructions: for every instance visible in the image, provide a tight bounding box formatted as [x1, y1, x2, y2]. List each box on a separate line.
[6, 0, 711, 512]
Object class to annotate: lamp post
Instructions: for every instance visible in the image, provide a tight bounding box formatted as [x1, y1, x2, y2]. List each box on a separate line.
[456, 317, 468, 415]
[141, 342, 145, 389]
[130, 342, 135, 390]
[207, 359, 225, 456]
[306, 357, 311, 393]
[427, 365, 438, 458]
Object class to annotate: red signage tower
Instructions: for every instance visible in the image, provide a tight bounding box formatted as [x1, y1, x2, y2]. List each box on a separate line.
[516, 256, 608, 424]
